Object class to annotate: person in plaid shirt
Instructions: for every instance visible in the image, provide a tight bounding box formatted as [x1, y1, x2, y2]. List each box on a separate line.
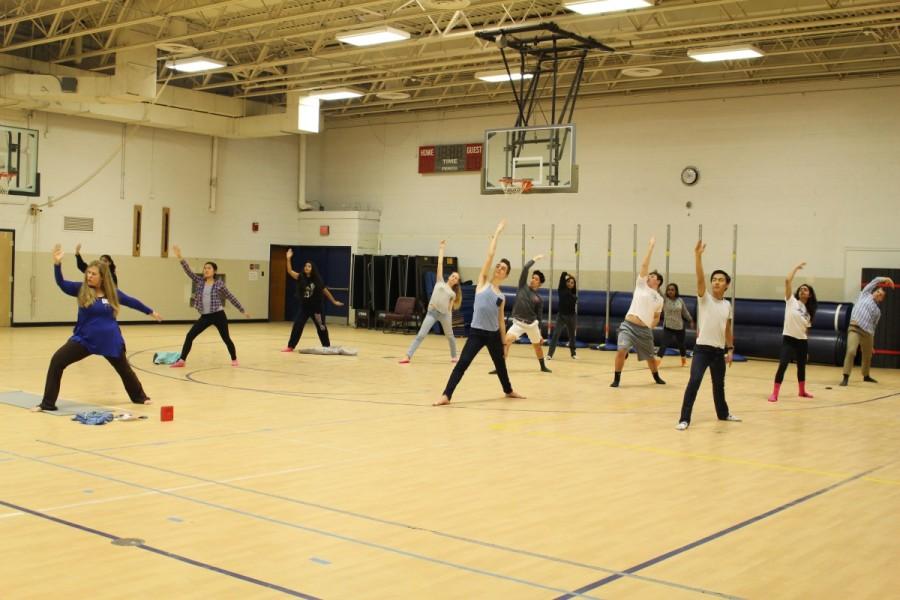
[170, 245, 250, 368]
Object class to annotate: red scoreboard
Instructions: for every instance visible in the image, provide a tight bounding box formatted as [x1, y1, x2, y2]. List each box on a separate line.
[418, 143, 482, 173]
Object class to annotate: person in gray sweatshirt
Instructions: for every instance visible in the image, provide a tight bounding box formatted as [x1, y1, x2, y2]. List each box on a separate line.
[496, 254, 552, 373]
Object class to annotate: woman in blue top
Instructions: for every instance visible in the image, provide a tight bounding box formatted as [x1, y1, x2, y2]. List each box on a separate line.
[33, 245, 161, 412]
[435, 220, 525, 406]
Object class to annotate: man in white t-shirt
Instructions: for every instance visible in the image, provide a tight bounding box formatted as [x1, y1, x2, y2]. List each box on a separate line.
[676, 241, 742, 430]
[611, 237, 665, 387]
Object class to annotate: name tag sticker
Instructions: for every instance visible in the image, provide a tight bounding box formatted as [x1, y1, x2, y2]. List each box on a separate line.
[101, 298, 109, 304]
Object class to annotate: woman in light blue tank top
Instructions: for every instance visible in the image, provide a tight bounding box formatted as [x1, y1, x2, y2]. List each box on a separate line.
[436, 220, 525, 406]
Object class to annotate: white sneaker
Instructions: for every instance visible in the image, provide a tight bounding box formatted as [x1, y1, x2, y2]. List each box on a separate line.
[571, 354, 578, 360]
[725, 414, 742, 422]
[675, 421, 689, 431]
[546, 355, 553, 361]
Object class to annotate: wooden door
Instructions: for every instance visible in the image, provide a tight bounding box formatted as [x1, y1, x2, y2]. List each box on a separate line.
[0, 230, 12, 326]
[269, 245, 288, 321]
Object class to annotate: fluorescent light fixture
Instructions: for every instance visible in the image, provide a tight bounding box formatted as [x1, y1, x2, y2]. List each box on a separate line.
[563, 0, 651, 15]
[687, 44, 764, 62]
[298, 96, 320, 133]
[164, 57, 227, 73]
[475, 70, 534, 83]
[307, 88, 364, 101]
[336, 26, 410, 47]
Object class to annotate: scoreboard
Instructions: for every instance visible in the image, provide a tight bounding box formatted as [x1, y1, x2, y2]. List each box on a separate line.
[418, 143, 482, 173]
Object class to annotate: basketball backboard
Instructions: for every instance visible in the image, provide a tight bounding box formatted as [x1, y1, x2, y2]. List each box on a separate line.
[482, 124, 576, 194]
[0, 125, 40, 196]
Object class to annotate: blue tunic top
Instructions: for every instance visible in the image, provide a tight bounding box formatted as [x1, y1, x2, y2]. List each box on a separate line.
[471, 285, 503, 331]
[55, 264, 153, 357]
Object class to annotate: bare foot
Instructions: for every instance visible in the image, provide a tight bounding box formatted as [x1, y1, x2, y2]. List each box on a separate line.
[505, 391, 526, 399]
[433, 395, 451, 406]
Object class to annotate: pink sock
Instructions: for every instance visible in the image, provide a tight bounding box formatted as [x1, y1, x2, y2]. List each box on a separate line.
[768, 382, 781, 403]
[799, 381, 813, 398]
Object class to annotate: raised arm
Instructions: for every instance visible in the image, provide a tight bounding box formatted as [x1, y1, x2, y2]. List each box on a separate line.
[285, 248, 299, 280]
[478, 220, 506, 286]
[436, 240, 446, 281]
[52, 245, 81, 297]
[694, 240, 707, 298]
[172, 244, 202, 283]
[74, 243, 88, 273]
[785, 262, 805, 300]
[639, 237, 656, 278]
[558, 272, 569, 292]
[518, 256, 539, 288]
[859, 276, 893, 296]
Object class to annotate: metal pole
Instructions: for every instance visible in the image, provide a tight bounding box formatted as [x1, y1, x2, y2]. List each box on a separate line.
[665, 224, 671, 284]
[632, 223, 638, 282]
[731, 224, 738, 317]
[575, 224, 581, 339]
[549, 223, 555, 329]
[698, 224, 703, 242]
[605, 224, 612, 343]
[521, 223, 526, 268]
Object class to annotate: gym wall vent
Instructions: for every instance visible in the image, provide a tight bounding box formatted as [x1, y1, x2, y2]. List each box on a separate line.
[63, 217, 94, 232]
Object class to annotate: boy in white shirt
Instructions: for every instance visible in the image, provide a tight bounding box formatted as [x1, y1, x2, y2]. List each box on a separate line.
[676, 241, 741, 430]
[611, 237, 665, 387]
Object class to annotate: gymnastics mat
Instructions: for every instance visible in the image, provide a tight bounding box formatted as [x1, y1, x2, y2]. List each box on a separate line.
[0, 391, 108, 416]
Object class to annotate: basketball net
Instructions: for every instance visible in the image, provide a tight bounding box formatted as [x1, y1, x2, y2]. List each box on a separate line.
[499, 177, 533, 198]
[0, 172, 15, 195]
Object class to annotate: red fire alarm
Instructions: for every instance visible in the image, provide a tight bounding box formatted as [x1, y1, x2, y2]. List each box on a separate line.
[252, 222, 259, 232]
[319, 225, 330, 236]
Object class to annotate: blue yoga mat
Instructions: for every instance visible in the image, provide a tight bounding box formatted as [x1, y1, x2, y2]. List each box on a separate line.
[0, 391, 108, 416]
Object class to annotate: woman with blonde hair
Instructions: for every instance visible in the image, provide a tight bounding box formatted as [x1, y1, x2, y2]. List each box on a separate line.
[400, 240, 462, 363]
[33, 245, 161, 412]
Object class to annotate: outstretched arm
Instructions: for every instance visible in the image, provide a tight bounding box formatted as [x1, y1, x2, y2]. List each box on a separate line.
[285, 248, 299, 280]
[785, 262, 805, 300]
[639, 237, 655, 278]
[117, 289, 160, 321]
[694, 240, 707, 298]
[436, 240, 446, 281]
[220, 284, 247, 315]
[172, 245, 201, 283]
[324, 288, 344, 307]
[478, 220, 506, 286]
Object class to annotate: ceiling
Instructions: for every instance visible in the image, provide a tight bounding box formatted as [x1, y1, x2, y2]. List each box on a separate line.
[3, 0, 900, 121]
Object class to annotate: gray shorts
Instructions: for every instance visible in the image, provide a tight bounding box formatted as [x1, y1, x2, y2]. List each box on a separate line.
[617, 320, 655, 361]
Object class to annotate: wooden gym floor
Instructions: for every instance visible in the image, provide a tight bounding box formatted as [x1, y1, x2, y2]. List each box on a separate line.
[1, 322, 898, 599]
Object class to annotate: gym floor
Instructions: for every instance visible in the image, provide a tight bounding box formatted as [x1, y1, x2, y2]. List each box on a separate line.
[1, 322, 898, 599]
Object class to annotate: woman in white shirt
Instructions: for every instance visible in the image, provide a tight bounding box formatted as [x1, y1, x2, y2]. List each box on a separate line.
[768, 262, 817, 402]
[400, 240, 462, 363]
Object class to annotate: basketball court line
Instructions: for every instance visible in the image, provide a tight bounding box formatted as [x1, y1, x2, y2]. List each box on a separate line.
[0, 448, 606, 600]
[0, 498, 322, 600]
[9, 441, 739, 598]
[553, 463, 887, 599]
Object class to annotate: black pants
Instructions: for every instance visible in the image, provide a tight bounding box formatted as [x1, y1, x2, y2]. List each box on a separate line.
[442, 328, 512, 400]
[180, 311, 236, 360]
[548, 314, 577, 357]
[287, 305, 330, 348]
[657, 327, 687, 358]
[774, 335, 808, 383]
[41, 340, 148, 410]
[678, 345, 730, 424]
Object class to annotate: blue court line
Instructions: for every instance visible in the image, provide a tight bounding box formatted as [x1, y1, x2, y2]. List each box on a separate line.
[30, 441, 737, 599]
[553, 463, 886, 600]
[0, 448, 604, 599]
[0, 498, 321, 600]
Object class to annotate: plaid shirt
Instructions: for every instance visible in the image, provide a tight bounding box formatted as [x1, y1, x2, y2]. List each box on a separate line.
[180, 259, 245, 314]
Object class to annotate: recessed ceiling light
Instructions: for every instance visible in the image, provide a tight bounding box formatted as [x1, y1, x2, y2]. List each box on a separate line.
[621, 66, 662, 78]
[563, 0, 651, 16]
[336, 26, 410, 47]
[475, 70, 535, 83]
[376, 90, 411, 100]
[307, 88, 364, 101]
[164, 57, 227, 73]
[687, 44, 764, 62]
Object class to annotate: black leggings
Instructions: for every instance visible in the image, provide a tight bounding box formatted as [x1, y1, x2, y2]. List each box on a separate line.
[287, 305, 331, 348]
[774, 335, 808, 383]
[442, 328, 512, 400]
[41, 340, 148, 410]
[180, 311, 236, 360]
[548, 314, 577, 357]
[657, 327, 687, 358]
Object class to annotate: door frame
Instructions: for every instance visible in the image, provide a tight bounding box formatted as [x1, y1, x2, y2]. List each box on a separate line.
[0, 228, 14, 326]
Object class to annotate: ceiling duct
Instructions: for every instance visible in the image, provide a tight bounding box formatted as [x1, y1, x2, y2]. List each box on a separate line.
[420, 0, 471, 9]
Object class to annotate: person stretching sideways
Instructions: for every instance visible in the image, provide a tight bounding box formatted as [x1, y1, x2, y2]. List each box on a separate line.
[611, 237, 665, 387]
[675, 241, 741, 431]
[840, 275, 894, 386]
[499, 254, 551, 373]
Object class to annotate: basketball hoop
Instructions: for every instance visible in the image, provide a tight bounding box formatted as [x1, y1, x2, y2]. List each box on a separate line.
[499, 177, 533, 197]
[0, 172, 16, 195]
